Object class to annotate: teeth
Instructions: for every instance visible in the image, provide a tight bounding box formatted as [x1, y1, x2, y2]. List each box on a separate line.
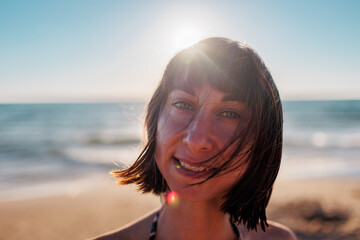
[179, 160, 208, 172]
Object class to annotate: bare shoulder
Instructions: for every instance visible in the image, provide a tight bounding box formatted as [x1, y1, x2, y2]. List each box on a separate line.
[265, 221, 297, 240]
[90, 209, 159, 240]
[245, 221, 297, 240]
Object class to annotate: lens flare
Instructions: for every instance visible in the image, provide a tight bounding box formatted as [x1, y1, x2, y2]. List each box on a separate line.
[175, 162, 181, 169]
[166, 191, 179, 206]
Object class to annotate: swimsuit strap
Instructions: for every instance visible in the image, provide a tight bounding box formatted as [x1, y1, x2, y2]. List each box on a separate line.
[149, 212, 159, 240]
[149, 211, 244, 240]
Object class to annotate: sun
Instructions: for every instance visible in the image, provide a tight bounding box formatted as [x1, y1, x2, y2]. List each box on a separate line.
[172, 26, 203, 53]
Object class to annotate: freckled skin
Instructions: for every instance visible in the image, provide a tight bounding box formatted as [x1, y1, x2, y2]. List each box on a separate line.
[155, 84, 248, 204]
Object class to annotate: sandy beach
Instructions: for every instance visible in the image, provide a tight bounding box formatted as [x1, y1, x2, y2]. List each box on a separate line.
[1, 177, 359, 240]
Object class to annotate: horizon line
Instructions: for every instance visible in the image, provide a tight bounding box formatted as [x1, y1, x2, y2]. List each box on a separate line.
[1, 97, 360, 105]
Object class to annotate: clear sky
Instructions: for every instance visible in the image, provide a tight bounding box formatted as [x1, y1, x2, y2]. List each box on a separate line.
[0, 0, 359, 103]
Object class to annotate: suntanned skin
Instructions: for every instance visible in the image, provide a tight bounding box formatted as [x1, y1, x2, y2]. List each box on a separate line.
[93, 86, 297, 240]
[92, 208, 297, 240]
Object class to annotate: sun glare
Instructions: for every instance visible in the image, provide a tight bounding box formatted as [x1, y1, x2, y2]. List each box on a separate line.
[172, 26, 202, 53]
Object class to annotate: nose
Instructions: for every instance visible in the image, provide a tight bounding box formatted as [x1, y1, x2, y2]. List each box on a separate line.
[183, 113, 214, 153]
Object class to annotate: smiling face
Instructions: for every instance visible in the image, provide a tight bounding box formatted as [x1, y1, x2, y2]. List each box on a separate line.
[114, 38, 282, 230]
[155, 84, 251, 203]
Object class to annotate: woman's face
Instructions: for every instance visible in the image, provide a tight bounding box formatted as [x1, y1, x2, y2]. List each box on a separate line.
[155, 83, 250, 203]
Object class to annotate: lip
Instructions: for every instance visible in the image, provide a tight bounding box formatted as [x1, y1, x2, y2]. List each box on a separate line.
[172, 157, 214, 179]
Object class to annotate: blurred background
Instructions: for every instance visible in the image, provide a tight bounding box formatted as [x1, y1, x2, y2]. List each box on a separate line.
[0, 1, 359, 239]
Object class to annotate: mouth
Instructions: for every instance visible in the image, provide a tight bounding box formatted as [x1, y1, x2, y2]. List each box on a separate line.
[173, 157, 210, 172]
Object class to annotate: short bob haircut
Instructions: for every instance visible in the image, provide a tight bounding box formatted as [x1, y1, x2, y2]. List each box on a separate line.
[113, 37, 283, 232]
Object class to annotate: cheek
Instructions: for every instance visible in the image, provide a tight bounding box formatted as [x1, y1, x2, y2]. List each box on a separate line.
[212, 119, 239, 145]
[155, 107, 185, 162]
[156, 106, 191, 144]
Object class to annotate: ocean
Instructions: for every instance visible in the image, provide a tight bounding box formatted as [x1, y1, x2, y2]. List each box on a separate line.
[0, 100, 359, 201]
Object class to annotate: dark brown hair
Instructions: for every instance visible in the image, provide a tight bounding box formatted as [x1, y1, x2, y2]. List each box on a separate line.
[113, 37, 283, 231]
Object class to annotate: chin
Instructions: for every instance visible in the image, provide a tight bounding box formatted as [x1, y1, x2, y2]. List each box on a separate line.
[166, 179, 226, 204]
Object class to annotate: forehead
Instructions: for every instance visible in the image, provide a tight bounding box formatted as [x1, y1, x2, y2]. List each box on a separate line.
[169, 84, 246, 104]
[167, 69, 250, 104]
[165, 60, 256, 104]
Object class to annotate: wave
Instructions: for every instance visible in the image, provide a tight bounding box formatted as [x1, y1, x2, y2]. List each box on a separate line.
[279, 154, 360, 179]
[63, 146, 140, 168]
[84, 136, 141, 145]
[284, 131, 360, 149]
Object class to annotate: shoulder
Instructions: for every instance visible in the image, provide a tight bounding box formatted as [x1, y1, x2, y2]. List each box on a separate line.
[90, 209, 159, 240]
[264, 221, 297, 240]
[245, 221, 297, 240]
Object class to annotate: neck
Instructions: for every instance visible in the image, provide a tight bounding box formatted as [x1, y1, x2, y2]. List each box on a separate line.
[156, 200, 238, 240]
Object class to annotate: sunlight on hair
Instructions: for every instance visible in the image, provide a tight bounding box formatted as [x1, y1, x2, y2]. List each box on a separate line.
[172, 26, 202, 53]
[166, 191, 179, 206]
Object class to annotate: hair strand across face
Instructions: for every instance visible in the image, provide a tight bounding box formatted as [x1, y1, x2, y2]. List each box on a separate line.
[112, 37, 283, 232]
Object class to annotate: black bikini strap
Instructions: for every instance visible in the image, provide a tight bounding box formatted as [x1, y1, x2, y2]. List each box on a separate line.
[149, 211, 159, 240]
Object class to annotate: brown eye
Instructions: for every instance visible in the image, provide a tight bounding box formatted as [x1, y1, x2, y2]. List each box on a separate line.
[174, 101, 194, 110]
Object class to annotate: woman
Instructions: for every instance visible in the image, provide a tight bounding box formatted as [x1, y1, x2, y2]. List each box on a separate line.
[95, 38, 297, 240]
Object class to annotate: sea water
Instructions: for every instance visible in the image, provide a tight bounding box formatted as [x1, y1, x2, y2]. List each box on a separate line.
[0, 100, 359, 200]
[281, 100, 360, 179]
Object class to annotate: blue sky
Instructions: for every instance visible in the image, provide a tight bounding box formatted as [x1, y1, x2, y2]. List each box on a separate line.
[0, 0, 359, 103]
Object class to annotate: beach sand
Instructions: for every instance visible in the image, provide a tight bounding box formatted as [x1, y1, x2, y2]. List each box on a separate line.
[1, 177, 359, 240]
